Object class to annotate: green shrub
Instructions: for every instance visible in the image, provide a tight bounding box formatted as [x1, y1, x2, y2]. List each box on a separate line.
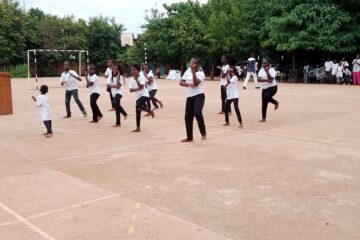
[10, 64, 28, 78]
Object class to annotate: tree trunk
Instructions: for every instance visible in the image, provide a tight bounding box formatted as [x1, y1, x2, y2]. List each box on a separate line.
[210, 60, 216, 80]
[292, 52, 296, 70]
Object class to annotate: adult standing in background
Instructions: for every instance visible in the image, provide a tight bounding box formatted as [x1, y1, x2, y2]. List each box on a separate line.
[104, 59, 115, 111]
[243, 52, 260, 89]
[324, 57, 333, 83]
[352, 54, 360, 85]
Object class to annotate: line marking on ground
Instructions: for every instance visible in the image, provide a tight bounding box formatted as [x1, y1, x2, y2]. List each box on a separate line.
[0, 202, 56, 240]
[127, 202, 142, 236]
[0, 194, 120, 228]
[46, 140, 173, 163]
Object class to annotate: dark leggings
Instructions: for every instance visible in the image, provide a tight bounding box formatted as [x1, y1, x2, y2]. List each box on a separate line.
[113, 94, 127, 125]
[107, 87, 115, 108]
[221, 86, 231, 113]
[262, 85, 278, 120]
[90, 93, 103, 122]
[136, 96, 151, 127]
[43, 120, 52, 134]
[185, 93, 206, 140]
[225, 98, 242, 124]
[149, 89, 160, 109]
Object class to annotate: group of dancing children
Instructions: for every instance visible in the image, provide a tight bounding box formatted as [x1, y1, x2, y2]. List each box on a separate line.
[32, 55, 279, 141]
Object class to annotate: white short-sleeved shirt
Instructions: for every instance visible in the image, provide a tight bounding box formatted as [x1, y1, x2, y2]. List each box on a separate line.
[342, 61, 349, 68]
[129, 76, 149, 100]
[220, 64, 230, 86]
[352, 59, 360, 72]
[324, 61, 333, 72]
[226, 75, 239, 100]
[106, 74, 125, 97]
[258, 68, 277, 89]
[336, 65, 343, 77]
[36, 95, 52, 121]
[182, 68, 206, 97]
[144, 71, 158, 91]
[332, 64, 338, 75]
[88, 74, 101, 94]
[104, 67, 112, 78]
[60, 70, 79, 91]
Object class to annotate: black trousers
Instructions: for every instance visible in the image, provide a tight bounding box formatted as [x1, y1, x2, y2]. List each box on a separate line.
[113, 94, 127, 125]
[43, 120, 52, 134]
[107, 87, 115, 108]
[221, 86, 231, 113]
[65, 89, 86, 117]
[90, 93, 103, 122]
[185, 93, 206, 140]
[149, 90, 160, 109]
[262, 85, 278, 120]
[225, 98, 242, 123]
[136, 96, 151, 127]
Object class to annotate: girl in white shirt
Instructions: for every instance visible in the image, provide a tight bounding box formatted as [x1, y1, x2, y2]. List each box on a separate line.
[179, 57, 207, 142]
[31, 85, 53, 138]
[257, 57, 279, 122]
[84, 65, 103, 123]
[143, 64, 164, 111]
[129, 64, 155, 133]
[106, 65, 128, 127]
[104, 59, 115, 111]
[223, 66, 243, 128]
[336, 61, 344, 84]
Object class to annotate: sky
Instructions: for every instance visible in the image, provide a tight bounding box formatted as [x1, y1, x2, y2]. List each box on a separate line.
[23, 0, 208, 35]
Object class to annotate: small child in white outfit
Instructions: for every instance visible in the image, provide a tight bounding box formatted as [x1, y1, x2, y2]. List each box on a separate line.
[32, 85, 53, 138]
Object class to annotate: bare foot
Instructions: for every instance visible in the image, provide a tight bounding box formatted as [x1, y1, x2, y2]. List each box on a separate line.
[275, 102, 279, 110]
[42, 133, 48, 136]
[63, 115, 71, 119]
[159, 101, 164, 108]
[131, 128, 141, 133]
[201, 135, 207, 141]
[45, 133, 53, 138]
[112, 124, 121, 128]
[218, 112, 224, 115]
[83, 113, 88, 118]
[259, 119, 266, 123]
[181, 138, 193, 143]
[239, 123, 244, 128]
[222, 122, 230, 126]
[98, 116, 103, 120]
[144, 113, 151, 117]
[228, 112, 232, 116]
[109, 108, 115, 111]
[124, 115, 128, 120]
[89, 120, 98, 123]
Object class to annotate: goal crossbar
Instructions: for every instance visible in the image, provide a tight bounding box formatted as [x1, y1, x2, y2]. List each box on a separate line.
[27, 49, 89, 90]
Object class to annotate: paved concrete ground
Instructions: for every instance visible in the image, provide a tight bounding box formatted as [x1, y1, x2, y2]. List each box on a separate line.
[0, 77, 359, 240]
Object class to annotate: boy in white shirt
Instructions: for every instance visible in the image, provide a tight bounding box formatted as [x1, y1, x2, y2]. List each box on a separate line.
[84, 65, 103, 123]
[129, 64, 155, 133]
[336, 61, 344, 84]
[324, 57, 333, 82]
[104, 59, 115, 111]
[331, 59, 338, 84]
[180, 57, 207, 142]
[216, 55, 231, 114]
[31, 85, 53, 138]
[223, 66, 243, 128]
[60, 61, 87, 118]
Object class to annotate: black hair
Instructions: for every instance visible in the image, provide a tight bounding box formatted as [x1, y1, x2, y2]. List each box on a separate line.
[108, 59, 114, 64]
[229, 66, 239, 77]
[192, 57, 201, 64]
[40, 85, 48, 94]
[89, 64, 96, 70]
[132, 64, 141, 72]
[263, 57, 272, 64]
[112, 64, 124, 76]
